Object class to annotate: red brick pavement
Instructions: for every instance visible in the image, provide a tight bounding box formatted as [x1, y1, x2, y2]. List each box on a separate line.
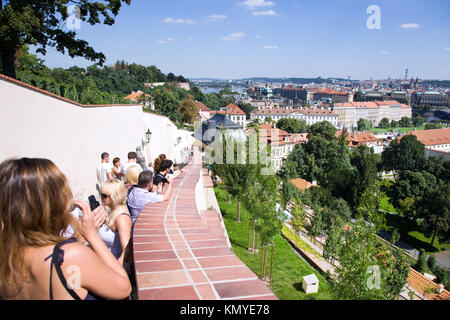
[133, 156, 278, 300]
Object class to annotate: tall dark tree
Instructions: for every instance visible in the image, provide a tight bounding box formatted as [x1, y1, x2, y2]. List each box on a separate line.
[382, 135, 426, 173]
[0, 0, 131, 79]
[416, 183, 450, 246]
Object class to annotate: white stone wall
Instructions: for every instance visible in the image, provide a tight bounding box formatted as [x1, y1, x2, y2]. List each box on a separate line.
[0, 78, 193, 199]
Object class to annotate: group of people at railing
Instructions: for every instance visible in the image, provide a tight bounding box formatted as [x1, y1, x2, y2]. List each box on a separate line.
[0, 151, 181, 300]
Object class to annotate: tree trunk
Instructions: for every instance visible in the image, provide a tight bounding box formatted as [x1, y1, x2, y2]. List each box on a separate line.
[431, 229, 437, 247]
[1, 50, 17, 79]
[236, 200, 241, 223]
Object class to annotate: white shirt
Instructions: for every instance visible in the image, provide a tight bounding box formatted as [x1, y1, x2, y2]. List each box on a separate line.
[121, 161, 143, 175]
[96, 162, 113, 185]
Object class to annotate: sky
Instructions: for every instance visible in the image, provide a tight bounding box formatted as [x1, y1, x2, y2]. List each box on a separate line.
[33, 0, 450, 80]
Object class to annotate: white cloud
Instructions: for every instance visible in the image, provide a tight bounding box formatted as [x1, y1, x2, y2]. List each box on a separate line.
[156, 37, 174, 45]
[399, 23, 420, 29]
[163, 17, 196, 24]
[221, 32, 246, 41]
[263, 45, 278, 49]
[240, 0, 275, 10]
[207, 14, 227, 22]
[252, 10, 277, 16]
[255, 35, 263, 39]
[187, 37, 196, 41]
[445, 47, 450, 51]
[381, 50, 389, 54]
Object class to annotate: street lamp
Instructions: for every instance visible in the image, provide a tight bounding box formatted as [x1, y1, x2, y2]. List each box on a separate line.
[142, 129, 152, 148]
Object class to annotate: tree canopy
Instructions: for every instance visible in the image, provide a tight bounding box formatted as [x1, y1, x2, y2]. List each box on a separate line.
[0, 0, 131, 78]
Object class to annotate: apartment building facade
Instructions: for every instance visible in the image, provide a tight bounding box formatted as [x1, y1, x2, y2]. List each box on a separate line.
[251, 107, 339, 128]
[333, 100, 412, 129]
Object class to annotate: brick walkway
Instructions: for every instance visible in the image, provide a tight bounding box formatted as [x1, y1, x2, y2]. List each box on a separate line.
[132, 158, 278, 300]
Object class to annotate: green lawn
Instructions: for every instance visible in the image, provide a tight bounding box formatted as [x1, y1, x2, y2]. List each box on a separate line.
[378, 192, 398, 214]
[384, 213, 450, 255]
[214, 185, 334, 300]
[371, 126, 425, 135]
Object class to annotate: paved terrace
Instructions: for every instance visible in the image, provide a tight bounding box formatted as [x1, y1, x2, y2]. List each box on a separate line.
[132, 153, 278, 300]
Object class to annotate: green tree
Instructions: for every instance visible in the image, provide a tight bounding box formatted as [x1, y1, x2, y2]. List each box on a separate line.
[211, 132, 260, 222]
[332, 219, 410, 300]
[0, 0, 130, 79]
[413, 116, 425, 127]
[351, 145, 380, 209]
[290, 197, 306, 234]
[416, 182, 450, 246]
[237, 102, 254, 119]
[153, 86, 181, 122]
[425, 123, 443, 130]
[381, 135, 426, 173]
[178, 94, 199, 124]
[308, 121, 337, 140]
[415, 249, 427, 273]
[242, 174, 285, 282]
[276, 118, 309, 134]
[435, 267, 448, 287]
[427, 254, 436, 272]
[357, 118, 372, 132]
[378, 118, 390, 129]
[323, 217, 345, 265]
[399, 117, 412, 128]
[389, 170, 438, 219]
[391, 120, 399, 128]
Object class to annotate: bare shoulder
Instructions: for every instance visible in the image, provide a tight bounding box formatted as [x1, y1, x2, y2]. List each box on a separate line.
[60, 241, 97, 264]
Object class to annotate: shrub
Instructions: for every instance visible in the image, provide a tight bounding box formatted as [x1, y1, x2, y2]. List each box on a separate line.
[427, 255, 436, 272]
[415, 249, 427, 273]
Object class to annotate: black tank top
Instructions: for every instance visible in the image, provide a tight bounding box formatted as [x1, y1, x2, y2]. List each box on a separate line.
[45, 238, 102, 300]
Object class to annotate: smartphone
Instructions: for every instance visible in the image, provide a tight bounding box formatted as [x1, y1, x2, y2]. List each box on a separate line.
[88, 195, 100, 211]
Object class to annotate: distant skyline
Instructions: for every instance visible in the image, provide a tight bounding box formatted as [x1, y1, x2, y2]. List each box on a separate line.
[32, 0, 450, 80]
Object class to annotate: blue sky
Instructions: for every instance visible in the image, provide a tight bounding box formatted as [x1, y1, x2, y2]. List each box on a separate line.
[34, 0, 450, 80]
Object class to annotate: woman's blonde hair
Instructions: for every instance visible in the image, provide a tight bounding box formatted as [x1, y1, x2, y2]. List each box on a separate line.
[125, 165, 142, 186]
[101, 179, 128, 228]
[0, 158, 76, 298]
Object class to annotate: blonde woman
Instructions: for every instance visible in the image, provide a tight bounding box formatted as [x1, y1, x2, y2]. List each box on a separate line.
[125, 164, 143, 190]
[0, 158, 131, 300]
[99, 179, 132, 266]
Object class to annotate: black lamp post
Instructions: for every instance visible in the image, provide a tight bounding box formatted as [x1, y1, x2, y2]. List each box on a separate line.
[145, 129, 152, 144]
[142, 129, 152, 148]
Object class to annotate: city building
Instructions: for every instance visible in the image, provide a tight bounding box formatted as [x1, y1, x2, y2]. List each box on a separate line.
[196, 101, 211, 121]
[255, 124, 305, 172]
[273, 85, 307, 102]
[400, 128, 450, 153]
[307, 88, 350, 103]
[336, 131, 384, 153]
[333, 100, 412, 129]
[399, 268, 450, 300]
[251, 107, 339, 128]
[124, 90, 153, 108]
[197, 113, 246, 147]
[411, 91, 450, 109]
[210, 103, 246, 128]
[289, 178, 317, 192]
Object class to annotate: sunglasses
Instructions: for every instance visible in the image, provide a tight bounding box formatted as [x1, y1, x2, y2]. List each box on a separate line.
[101, 193, 109, 199]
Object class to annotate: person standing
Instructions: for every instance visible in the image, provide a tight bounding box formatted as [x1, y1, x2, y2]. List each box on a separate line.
[96, 152, 113, 186]
[112, 158, 125, 182]
[121, 152, 143, 176]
